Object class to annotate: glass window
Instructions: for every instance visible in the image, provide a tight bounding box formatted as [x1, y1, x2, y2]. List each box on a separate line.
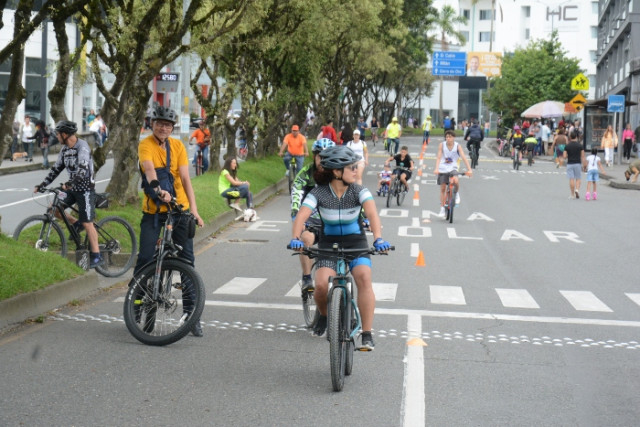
[591, 26, 598, 38]
[460, 31, 469, 44]
[25, 58, 42, 75]
[592, 2, 599, 14]
[590, 51, 597, 63]
[525, 28, 530, 39]
[25, 75, 41, 116]
[523, 6, 530, 17]
[0, 74, 9, 111]
[479, 32, 494, 42]
[462, 9, 470, 19]
[479, 10, 493, 20]
[0, 57, 12, 73]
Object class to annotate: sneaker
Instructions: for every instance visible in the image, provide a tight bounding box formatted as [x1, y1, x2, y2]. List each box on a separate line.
[360, 332, 375, 351]
[191, 321, 203, 337]
[585, 192, 591, 201]
[89, 256, 104, 268]
[376, 189, 381, 196]
[229, 202, 242, 211]
[313, 315, 327, 336]
[285, 170, 289, 177]
[455, 192, 460, 205]
[593, 192, 597, 200]
[574, 190, 579, 199]
[301, 276, 314, 294]
[438, 206, 446, 217]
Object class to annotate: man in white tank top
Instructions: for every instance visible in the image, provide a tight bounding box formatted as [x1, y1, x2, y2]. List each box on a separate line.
[434, 130, 472, 217]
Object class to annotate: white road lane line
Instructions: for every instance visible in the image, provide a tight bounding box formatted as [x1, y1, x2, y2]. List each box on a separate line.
[625, 293, 640, 307]
[495, 288, 540, 309]
[402, 314, 425, 427]
[560, 290, 612, 312]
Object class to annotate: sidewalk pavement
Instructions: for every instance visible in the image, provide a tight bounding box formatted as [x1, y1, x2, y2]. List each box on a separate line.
[484, 138, 640, 191]
[0, 173, 288, 332]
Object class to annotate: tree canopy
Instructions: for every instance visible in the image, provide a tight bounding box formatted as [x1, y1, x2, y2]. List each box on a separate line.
[484, 32, 583, 126]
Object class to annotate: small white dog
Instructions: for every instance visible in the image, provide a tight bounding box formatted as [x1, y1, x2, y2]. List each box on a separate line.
[243, 208, 258, 222]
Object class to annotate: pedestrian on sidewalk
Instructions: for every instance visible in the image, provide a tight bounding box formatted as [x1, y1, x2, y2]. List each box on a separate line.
[19, 115, 36, 162]
[563, 129, 585, 199]
[600, 124, 618, 167]
[622, 123, 635, 162]
[584, 147, 605, 201]
[27, 119, 51, 168]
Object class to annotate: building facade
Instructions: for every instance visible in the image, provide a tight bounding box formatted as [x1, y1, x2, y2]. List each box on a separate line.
[595, 0, 640, 128]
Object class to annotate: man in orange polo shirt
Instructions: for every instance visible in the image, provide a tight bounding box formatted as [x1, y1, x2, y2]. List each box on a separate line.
[279, 124, 308, 175]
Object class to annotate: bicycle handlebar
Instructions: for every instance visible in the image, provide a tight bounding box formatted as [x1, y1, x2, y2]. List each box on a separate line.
[149, 180, 187, 213]
[286, 245, 395, 258]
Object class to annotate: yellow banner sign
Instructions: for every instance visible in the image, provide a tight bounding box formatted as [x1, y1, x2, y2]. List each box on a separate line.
[467, 52, 503, 78]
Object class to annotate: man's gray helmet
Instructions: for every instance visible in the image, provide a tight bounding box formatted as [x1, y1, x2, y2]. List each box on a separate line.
[151, 106, 178, 124]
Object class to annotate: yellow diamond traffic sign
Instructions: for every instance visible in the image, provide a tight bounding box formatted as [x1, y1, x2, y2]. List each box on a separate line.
[570, 93, 587, 111]
[571, 73, 589, 91]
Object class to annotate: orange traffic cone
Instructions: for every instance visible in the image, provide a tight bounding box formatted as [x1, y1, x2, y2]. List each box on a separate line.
[413, 191, 419, 201]
[417, 168, 423, 177]
[415, 250, 425, 267]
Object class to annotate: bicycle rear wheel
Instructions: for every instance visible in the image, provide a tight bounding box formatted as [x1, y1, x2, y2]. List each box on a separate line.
[94, 216, 137, 277]
[329, 286, 346, 391]
[344, 295, 356, 376]
[123, 258, 205, 346]
[13, 215, 67, 258]
[528, 150, 533, 166]
[445, 187, 452, 221]
[195, 153, 203, 176]
[302, 284, 319, 328]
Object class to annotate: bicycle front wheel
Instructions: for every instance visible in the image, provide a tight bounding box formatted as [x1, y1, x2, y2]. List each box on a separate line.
[288, 163, 296, 195]
[396, 182, 406, 206]
[13, 215, 67, 258]
[329, 286, 347, 391]
[123, 258, 205, 346]
[195, 153, 203, 176]
[302, 283, 319, 328]
[386, 180, 395, 208]
[94, 216, 137, 277]
[449, 191, 456, 223]
[344, 300, 356, 376]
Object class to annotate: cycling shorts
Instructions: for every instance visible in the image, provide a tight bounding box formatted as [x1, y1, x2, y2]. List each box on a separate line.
[59, 189, 96, 223]
[316, 234, 371, 271]
[437, 171, 459, 186]
[393, 168, 412, 181]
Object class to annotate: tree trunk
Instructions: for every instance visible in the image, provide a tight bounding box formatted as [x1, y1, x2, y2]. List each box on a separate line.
[0, 0, 31, 166]
[47, 15, 73, 122]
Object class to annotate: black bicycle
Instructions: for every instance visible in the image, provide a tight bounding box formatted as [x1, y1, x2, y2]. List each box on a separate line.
[13, 186, 137, 277]
[123, 182, 205, 346]
[469, 143, 479, 169]
[287, 159, 298, 197]
[386, 166, 410, 208]
[289, 244, 393, 391]
[513, 145, 522, 170]
[195, 146, 205, 176]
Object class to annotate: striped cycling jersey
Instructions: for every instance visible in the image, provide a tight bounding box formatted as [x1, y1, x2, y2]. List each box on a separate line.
[302, 184, 373, 236]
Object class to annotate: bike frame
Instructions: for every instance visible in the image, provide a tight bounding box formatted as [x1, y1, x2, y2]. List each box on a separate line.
[45, 189, 87, 248]
[327, 258, 362, 341]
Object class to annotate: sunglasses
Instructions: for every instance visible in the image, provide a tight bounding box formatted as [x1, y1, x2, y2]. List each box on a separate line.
[348, 164, 358, 171]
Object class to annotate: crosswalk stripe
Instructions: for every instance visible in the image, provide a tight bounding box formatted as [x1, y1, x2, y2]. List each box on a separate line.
[495, 288, 540, 309]
[214, 277, 267, 295]
[285, 281, 399, 301]
[373, 282, 398, 301]
[625, 293, 640, 307]
[560, 290, 612, 312]
[430, 285, 466, 305]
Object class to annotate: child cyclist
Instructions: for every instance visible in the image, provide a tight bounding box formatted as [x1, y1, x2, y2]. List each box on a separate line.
[584, 147, 605, 200]
[377, 163, 392, 196]
[290, 138, 336, 292]
[524, 132, 538, 164]
[435, 130, 473, 217]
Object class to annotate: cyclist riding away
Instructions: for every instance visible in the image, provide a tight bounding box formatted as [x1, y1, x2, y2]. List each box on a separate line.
[35, 120, 103, 268]
[136, 106, 205, 337]
[290, 145, 391, 350]
[290, 138, 336, 293]
[464, 119, 484, 163]
[524, 132, 538, 164]
[279, 125, 308, 176]
[435, 130, 473, 217]
[384, 145, 414, 193]
[189, 120, 211, 172]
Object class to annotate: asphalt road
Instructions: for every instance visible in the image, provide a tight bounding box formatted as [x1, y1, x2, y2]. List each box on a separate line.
[1, 137, 640, 426]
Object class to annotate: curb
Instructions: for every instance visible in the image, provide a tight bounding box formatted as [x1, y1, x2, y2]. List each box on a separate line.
[0, 176, 289, 332]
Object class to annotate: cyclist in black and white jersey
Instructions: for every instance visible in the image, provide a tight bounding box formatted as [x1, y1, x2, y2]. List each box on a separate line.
[290, 145, 391, 350]
[34, 120, 103, 268]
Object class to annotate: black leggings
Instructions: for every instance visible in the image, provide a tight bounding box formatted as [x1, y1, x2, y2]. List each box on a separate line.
[623, 139, 633, 159]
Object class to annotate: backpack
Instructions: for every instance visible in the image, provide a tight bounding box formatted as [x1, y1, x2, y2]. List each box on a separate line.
[469, 125, 482, 141]
[443, 118, 451, 129]
[140, 141, 176, 214]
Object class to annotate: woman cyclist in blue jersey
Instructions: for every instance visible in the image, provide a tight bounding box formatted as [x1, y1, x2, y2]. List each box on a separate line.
[290, 145, 390, 350]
